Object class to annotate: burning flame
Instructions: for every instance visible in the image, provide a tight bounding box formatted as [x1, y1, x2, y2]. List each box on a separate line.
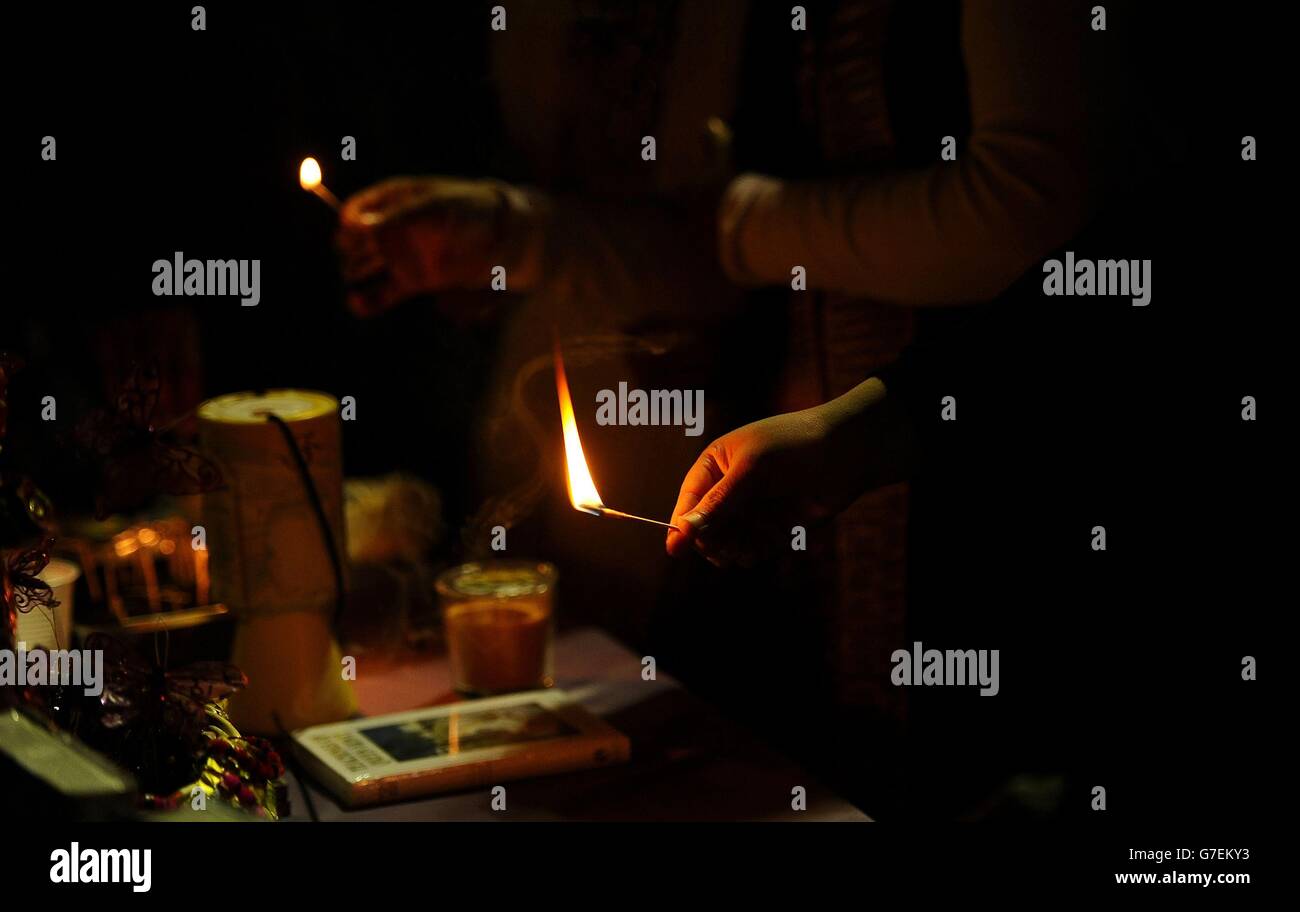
[554, 343, 604, 514]
[299, 157, 322, 190]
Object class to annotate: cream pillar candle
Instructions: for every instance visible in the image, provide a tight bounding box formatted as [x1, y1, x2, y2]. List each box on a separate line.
[198, 390, 356, 733]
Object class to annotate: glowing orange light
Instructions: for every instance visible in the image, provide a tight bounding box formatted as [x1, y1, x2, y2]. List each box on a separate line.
[554, 343, 603, 515]
[298, 157, 340, 210]
[299, 157, 322, 190]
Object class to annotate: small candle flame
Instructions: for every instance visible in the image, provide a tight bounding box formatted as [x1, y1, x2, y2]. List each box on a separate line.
[299, 157, 323, 190]
[554, 342, 604, 515]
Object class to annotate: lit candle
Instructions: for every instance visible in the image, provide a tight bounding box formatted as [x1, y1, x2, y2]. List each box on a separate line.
[299, 157, 340, 210]
[436, 561, 556, 696]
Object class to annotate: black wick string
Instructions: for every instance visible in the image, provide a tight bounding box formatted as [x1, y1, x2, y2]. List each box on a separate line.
[262, 411, 343, 822]
[264, 413, 346, 630]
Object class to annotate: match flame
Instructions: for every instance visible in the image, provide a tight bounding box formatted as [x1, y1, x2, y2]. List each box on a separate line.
[554, 343, 604, 515]
[299, 157, 322, 190]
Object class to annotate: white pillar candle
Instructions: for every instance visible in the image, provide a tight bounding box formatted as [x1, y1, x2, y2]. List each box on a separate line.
[198, 390, 356, 733]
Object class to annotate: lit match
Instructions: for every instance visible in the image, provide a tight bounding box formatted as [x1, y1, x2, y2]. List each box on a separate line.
[554, 341, 681, 532]
[299, 156, 340, 210]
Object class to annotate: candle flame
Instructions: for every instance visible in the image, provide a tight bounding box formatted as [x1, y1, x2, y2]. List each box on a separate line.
[299, 157, 322, 190]
[554, 342, 604, 514]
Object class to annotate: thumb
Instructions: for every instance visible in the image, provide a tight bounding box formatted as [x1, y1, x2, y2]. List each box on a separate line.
[690, 466, 748, 531]
[666, 448, 753, 557]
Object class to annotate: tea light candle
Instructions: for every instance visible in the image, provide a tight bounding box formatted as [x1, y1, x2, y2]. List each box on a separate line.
[436, 561, 556, 695]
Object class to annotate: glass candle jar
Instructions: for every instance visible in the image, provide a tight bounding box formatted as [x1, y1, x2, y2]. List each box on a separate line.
[436, 560, 556, 696]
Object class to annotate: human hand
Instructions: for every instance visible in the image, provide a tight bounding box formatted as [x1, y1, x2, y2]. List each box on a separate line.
[666, 378, 909, 566]
[336, 176, 547, 317]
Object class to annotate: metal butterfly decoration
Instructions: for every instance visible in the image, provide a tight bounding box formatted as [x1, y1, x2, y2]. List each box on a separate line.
[89, 631, 248, 735]
[0, 353, 59, 647]
[71, 362, 223, 518]
[6, 536, 58, 614]
[81, 631, 248, 787]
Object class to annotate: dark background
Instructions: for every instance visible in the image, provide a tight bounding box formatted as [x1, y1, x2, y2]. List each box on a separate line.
[3, 2, 1282, 820]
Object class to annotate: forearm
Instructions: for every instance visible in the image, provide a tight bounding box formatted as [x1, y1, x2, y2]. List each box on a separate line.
[818, 376, 916, 494]
[718, 0, 1098, 305]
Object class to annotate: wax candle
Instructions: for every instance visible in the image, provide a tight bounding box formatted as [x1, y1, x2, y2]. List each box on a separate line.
[198, 389, 357, 733]
[437, 561, 556, 696]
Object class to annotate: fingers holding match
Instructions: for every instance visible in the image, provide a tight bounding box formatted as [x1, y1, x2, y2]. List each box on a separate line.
[667, 448, 724, 557]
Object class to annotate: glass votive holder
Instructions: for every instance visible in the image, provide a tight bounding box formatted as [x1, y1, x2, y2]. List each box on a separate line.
[435, 560, 556, 696]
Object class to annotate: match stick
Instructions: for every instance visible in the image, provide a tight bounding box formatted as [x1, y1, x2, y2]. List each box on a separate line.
[311, 184, 341, 210]
[594, 506, 682, 531]
[299, 157, 340, 211]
